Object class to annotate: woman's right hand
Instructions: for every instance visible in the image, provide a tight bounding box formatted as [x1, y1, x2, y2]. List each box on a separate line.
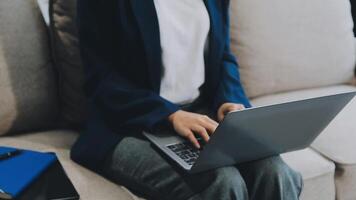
[168, 110, 219, 149]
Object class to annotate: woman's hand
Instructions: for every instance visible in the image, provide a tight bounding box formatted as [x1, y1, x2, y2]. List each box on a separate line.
[168, 110, 218, 149]
[217, 103, 245, 122]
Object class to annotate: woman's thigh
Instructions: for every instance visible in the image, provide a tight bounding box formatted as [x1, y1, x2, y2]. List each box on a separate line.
[102, 136, 247, 200]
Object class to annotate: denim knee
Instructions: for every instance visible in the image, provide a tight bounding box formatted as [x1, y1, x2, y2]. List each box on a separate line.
[257, 157, 303, 194]
[200, 167, 248, 200]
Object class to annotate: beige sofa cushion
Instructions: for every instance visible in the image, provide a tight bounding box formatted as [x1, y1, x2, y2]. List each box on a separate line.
[334, 164, 356, 200]
[0, 130, 335, 200]
[230, 0, 355, 98]
[282, 149, 335, 200]
[11, 129, 79, 150]
[0, 0, 59, 135]
[49, 0, 87, 126]
[251, 85, 356, 200]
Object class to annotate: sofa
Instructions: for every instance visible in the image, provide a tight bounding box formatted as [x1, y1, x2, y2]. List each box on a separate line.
[0, 0, 355, 199]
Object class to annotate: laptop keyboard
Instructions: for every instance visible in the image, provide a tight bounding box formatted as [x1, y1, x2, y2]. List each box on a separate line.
[167, 141, 203, 165]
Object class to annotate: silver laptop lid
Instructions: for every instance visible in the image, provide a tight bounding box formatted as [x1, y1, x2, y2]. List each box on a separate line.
[190, 92, 356, 173]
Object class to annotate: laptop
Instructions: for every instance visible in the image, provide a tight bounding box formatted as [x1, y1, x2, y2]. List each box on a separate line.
[143, 91, 356, 173]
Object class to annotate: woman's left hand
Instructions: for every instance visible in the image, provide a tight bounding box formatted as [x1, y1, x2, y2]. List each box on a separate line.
[217, 103, 245, 122]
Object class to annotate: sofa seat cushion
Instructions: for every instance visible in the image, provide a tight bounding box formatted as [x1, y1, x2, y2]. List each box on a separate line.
[251, 85, 356, 199]
[282, 149, 335, 200]
[0, 131, 142, 200]
[10, 129, 79, 149]
[0, 130, 336, 200]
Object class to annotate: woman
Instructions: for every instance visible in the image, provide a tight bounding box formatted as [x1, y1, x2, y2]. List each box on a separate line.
[71, 0, 303, 199]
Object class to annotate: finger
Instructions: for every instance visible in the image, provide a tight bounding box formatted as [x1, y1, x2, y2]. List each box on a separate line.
[225, 105, 236, 114]
[217, 109, 225, 122]
[230, 104, 245, 112]
[203, 122, 218, 134]
[199, 116, 218, 134]
[203, 115, 219, 127]
[236, 104, 245, 110]
[186, 131, 201, 149]
[192, 126, 210, 142]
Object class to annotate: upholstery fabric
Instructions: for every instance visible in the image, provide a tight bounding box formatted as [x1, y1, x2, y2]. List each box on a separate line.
[282, 149, 335, 200]
[0, 0, 58, 135]
[251, 85, 356, 106]
[12, 129, 79, 149]
[230, 0, 355, 98]
[251, 85, 356, 199]
[0, 130, 336, 200]
[334, 164, 356, 200]
[50, 0, 86, 126]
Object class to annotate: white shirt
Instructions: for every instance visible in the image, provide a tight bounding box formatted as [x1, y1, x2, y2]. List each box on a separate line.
[153, 0, 210, 105]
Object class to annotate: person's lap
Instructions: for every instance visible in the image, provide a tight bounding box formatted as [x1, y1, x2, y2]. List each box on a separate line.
[102, 136, 303, 200]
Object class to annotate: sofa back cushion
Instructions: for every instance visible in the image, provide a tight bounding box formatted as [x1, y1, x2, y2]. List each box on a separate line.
[50, 0, 87, 127]
[230, 0, 356, 98]
[0, 0, 59, 135]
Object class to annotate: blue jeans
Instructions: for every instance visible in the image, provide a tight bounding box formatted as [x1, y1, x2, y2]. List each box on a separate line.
[102, 136, 303, 200]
